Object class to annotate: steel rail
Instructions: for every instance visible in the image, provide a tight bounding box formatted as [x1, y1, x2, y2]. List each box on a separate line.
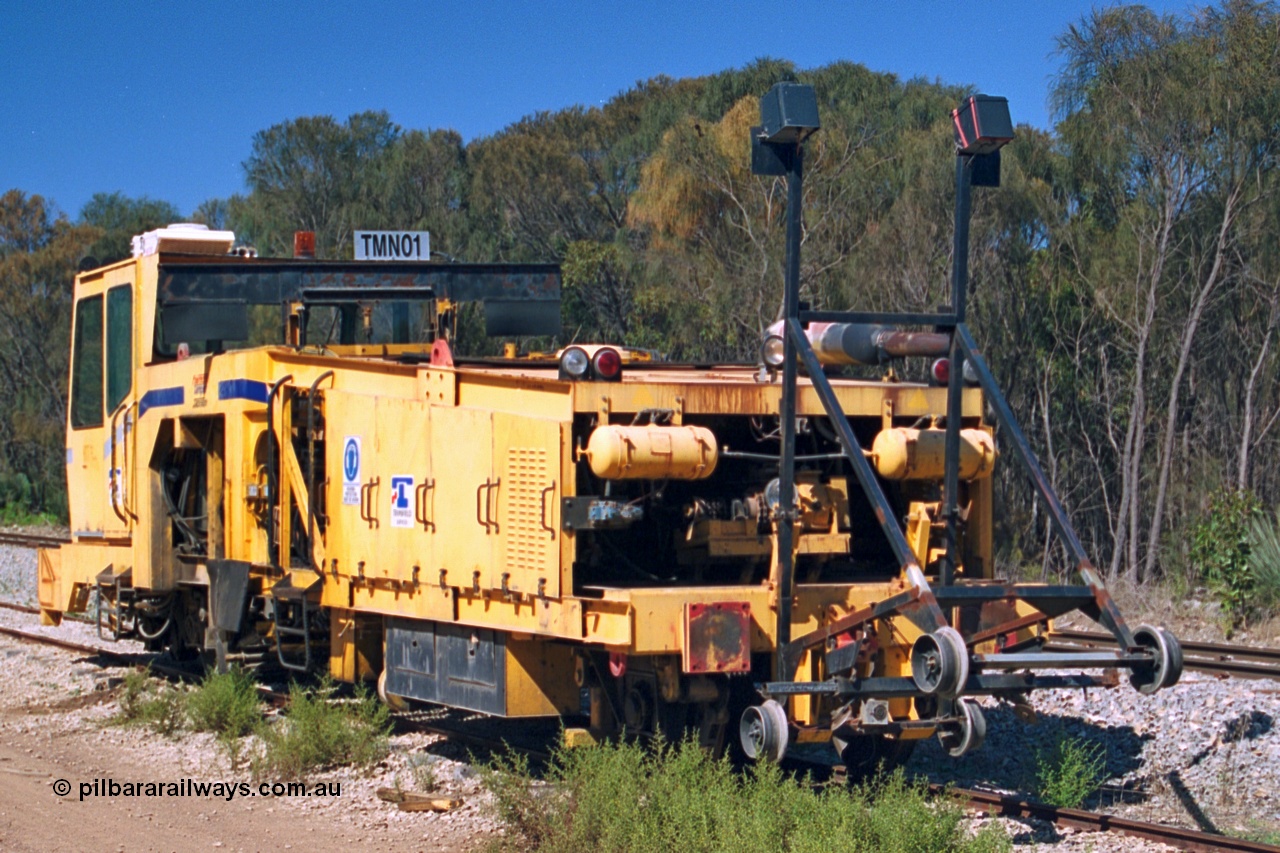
[0, 623, 137, 664]
[952, 786, 1280, 853]
[394, 713, 553, 762]
[0, 599, 92, 624]
[5, 606, 1272, 851]
[0, 531, 71, 549]
[1047, 629, 1280, 681]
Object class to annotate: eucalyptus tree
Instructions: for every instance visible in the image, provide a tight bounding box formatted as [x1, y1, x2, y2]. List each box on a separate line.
[238, 111, 401, 258]
[0, 190, 98, 514]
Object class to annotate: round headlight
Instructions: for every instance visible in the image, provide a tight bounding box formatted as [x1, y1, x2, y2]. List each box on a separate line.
[560, 346, 590, 379]
[761, 335, 785, 368]
[592, 347, 622, 381]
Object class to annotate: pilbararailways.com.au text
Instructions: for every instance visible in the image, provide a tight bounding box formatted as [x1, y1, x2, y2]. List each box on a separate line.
[54, 778, 341, 801]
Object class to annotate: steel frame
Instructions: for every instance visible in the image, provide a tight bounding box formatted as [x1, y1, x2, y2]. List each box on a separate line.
[762, 103, 1152, 701]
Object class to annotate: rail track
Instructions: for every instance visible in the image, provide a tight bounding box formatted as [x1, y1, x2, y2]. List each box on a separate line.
[0, 530, 70, 549]
[1047, 628, 1280, 681]
[950, 786, 1280, 853]
[0, 604, 1276, 852]
[5, 532, 1278, 682]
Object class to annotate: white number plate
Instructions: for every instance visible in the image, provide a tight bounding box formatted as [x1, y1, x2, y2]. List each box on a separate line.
[354, 230, 430, 261]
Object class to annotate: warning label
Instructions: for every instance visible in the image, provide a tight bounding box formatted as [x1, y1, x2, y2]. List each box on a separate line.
[342, 436, 361, 506]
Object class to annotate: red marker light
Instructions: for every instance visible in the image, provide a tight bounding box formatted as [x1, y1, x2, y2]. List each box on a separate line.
[931, 358, 950, 385]
[592, 347, 622, 381]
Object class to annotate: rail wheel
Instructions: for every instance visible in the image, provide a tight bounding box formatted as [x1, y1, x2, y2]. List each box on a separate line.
[937, 698, 986, 757]
[377, 670, 410, 712]
[910, 626, 969, 699]
[831, 732, 917, 779]
[739, 699, 789, 763]
[1130, 624, 1183, 694]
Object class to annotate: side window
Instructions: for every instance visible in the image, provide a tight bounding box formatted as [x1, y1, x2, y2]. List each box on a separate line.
[106, 285, 133, 412]
[71, 295, 104, 429]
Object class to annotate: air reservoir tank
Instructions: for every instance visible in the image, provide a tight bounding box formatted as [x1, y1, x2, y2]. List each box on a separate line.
[872, 427, 996, 481]
[584, 425, 718, 480]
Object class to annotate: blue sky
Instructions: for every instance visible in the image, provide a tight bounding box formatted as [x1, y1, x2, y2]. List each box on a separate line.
[2, 1, 1191, 219]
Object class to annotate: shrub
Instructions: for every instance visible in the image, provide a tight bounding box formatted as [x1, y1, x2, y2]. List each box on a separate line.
[1034, 734, 1106, 809]
[186, 666, 261, 738]
[484, 735, 1009, 853]
[1247, 508, 1280, 618]
[112, 669, 185, 737]
[251, 677, 391, 778]
[1190, 488, 1262, 626]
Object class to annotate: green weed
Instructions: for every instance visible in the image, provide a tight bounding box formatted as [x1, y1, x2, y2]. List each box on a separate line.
[483, 735, 1009, 853]
[185, 666, 261, 738]
[250, 677, 391, 778]
[112, 669, 185, 737]
[1034, 734, 1106, 809]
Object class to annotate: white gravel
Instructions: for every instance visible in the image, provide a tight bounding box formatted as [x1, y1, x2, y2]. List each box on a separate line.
[4, 536, 1277, 850]
[0, 541, 39, 606]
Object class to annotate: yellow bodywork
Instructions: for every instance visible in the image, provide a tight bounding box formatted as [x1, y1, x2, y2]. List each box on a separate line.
[41, 248, 1046, 743]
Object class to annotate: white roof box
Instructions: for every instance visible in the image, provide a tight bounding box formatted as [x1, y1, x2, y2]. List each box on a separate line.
[131, 223, 236, 258]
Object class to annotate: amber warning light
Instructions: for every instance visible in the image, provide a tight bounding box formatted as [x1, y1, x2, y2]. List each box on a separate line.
[293, 231, 315, 259]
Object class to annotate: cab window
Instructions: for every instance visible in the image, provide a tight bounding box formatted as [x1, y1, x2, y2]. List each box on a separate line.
[71, 295, 104, 429]
[106, 285, 133, 412]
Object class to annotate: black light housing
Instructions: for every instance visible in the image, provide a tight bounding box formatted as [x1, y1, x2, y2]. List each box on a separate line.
[759, 83, 821, 145]
[951, 95, 1013, 155]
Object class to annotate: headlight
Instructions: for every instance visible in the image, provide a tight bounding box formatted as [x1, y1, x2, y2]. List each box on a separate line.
[761, 335, 785, 368]
[559, 346, 590, 379]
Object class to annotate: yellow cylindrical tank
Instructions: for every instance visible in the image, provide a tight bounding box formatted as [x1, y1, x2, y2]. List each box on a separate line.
[872, 427, 996, 481]
[584, 425, 718, 480]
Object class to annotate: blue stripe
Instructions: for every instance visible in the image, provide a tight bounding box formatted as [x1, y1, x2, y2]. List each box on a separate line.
[217, 379, 270, 404]
[138, 386, 184, 417]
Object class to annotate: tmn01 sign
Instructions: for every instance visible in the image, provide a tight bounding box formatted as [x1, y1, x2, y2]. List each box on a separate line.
[355, 230, 430, 261]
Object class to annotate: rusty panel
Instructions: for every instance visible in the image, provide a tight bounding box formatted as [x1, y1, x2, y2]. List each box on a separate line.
[572, 375, 982, 419]
[682, 601, 751, 674]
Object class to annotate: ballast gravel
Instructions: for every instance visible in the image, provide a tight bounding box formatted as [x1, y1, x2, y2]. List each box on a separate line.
[2, 534, 1277, 850]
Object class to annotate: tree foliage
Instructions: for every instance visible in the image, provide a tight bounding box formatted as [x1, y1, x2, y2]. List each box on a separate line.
[0, 191, 98, 516]
[79, 191, 181, 265]
[6, 0, 1280, 587]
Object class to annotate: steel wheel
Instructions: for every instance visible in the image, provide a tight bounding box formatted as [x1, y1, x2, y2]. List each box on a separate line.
[910, 626, 970, 699]
[377, 669, 410, 712]
[831, 732, 918, 779]
[937, 698, 986, 758]
[1130, 624, 1182, 695]
[739, 699, 789, 763]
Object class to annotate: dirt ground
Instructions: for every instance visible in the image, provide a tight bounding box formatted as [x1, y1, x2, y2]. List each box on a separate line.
[0, 628, 498, 853]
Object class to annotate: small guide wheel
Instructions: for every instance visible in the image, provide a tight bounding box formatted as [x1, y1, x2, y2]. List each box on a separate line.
[1130, 624, 1183, 695]
[937, 698, 986, 758]
[377, 669, 411, 712]
[831, 732, 917, 779]
[739, 699, 789, 763]
[910, 626, 970, 699]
